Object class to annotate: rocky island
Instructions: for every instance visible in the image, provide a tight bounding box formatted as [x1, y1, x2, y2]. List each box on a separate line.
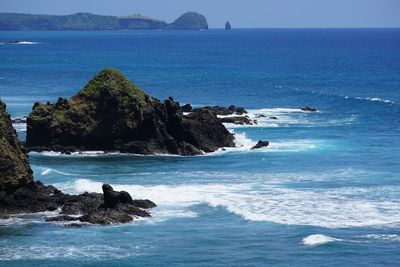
[0, 11, 208, 31]
[26, 68, 235, 155]
[0, 100, 156, 225]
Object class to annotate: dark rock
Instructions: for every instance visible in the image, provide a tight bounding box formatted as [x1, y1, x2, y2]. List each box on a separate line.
[46, 215, 79, 222]
[132, 199, 157, 209]
[61, 192, 103, 215]
[269, 116, 278, 120]
[103, 184, 133, 209]
[182, 110, 234, 152]
[26, 68, 234, 156]
[220, 116, 256, 125]
[256, 114, 266, 118]
[0, 101, 33, 193]
[180, 104, 193, 112]
[301, 106, 317, 112]
[79, 209, 133, 225]
[168, 12, 208, 30]
[193, 105, 247, 116]
[225, 21, 231, 30]
[0, 100, 155, 225]
[251, 140, 269, 150]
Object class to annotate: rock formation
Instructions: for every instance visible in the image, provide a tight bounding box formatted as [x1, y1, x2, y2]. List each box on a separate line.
[0, 101, 33, 192]
[26, 68, 234, 155]
[251, 140, 269, 150]
[0, 12, 208, 31]
[0, 100, 155, 224]
[225, 21, 232, 30]
[168, 12, 208, 30]
[301, 106, 317, 112]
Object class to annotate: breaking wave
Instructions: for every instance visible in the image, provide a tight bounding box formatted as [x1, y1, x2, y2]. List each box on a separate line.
[64, 179, 400, 229]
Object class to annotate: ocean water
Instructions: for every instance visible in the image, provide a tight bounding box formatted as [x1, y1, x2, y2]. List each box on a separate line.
[1, 29, 400, 266]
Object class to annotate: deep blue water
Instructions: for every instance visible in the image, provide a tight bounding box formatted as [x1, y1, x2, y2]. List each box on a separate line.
[0, 29, 400, 266]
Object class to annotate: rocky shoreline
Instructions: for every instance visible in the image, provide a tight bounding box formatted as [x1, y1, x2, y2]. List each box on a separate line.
[0, 100, 155, 225]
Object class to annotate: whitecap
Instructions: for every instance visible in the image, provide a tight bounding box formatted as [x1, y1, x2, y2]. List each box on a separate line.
[302, 234, 341, 246]
[64, 179, 400, 228]
[360, 234, 400, 242]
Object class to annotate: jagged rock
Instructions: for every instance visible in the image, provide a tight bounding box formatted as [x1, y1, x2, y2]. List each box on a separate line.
[301, 106, 317, 112]
[48, 184, 153, 225]
[225, 21, 231, 30]
[269, 116, 278, 120]
[180, 104, 193, 112]
[103, 184, 133, 208]
[132, 199, 157, 209]
[0, 100, 155, 225]
[220, 116, 256, 125]
[193, 105, 247, 116]
[26, 68, 234, 155]
[251, 140, 269, 150]
[0, 101, 33, 192]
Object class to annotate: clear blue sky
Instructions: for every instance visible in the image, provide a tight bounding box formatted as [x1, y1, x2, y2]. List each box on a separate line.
[1, 0, 399, 28]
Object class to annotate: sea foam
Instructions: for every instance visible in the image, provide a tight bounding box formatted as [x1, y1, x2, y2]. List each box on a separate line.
[65, 178, 400, 229]
[302, 234, 341, 246]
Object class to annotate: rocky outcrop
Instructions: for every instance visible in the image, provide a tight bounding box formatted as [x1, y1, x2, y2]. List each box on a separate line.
[220, 116, 256, 125]
[0, 100, 155, 224]
[26, 68, 234, 155]
[251, 140, 269, 150]
[46, 184, 156, 225]
[0, 12, 209, 31]
[192, 105, 247, 116]
[168, 12, 208, 30]
[301, 106, 317, 112]
[0, 101, 33, 192]
[225, 21, 231, 30]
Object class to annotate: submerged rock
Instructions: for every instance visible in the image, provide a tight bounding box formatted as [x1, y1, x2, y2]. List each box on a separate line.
[301, 106, 317, 112]
[26, 68, 234, 155]
[251, 140, 269, 150]
[0, 100, 155, 225]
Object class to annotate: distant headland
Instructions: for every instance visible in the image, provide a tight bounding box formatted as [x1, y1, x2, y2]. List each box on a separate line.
[0, 11, 208, 30]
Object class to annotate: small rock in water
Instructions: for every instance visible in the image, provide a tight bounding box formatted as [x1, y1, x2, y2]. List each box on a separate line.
[301, 106, 317, 112]
[251, 140, 269, 150]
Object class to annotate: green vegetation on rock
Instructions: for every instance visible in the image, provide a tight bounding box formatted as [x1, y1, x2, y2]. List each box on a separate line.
[0, 101, 33, 192]
[0, 12, 208, 31]
[169, 12, 208, 30]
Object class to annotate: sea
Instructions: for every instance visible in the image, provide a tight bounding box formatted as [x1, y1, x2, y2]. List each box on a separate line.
[0, 29, 399, 266]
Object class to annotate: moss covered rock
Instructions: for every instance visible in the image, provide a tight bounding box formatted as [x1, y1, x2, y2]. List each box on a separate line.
[26, 68, 234, 155]
[0, 101, 33, 192]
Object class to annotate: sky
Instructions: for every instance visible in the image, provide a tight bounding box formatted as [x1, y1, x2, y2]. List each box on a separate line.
[0, 0, 399, 28]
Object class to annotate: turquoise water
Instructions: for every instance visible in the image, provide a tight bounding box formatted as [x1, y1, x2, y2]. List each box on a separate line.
[0, 29, 400, 266]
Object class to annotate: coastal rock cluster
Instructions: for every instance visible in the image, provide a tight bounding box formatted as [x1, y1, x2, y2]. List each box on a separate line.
[26, 68, 235, 155]
[0, 100, 155, 224]
[0, 11, 208, 31]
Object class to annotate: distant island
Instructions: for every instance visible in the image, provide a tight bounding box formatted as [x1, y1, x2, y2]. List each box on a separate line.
[0, 11, 208, 30]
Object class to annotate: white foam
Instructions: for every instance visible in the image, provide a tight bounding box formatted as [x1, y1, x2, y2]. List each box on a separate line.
[12, 123, 27, 132]
[361, 234, 400, 242]
[0, 41, 39, 45]
[302, 234, 341, 246]
[67, 179, 400, 229]
[357, 97, 395, 104]
[39, 167, 87, 177]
